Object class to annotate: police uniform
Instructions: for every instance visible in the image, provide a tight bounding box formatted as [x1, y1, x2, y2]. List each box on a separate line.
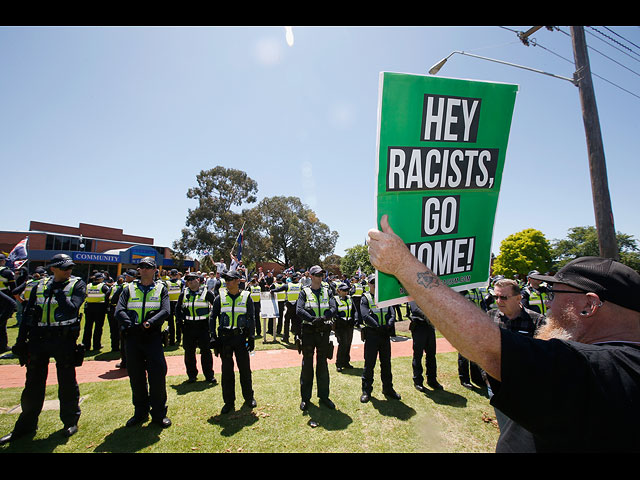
[359, 275, 401, 402]
[334, 284, 356, 372]
[106, 279, 124, 352]
[0, 254, 86, 444]
[247, 279, 262, 336]
[82, 274, 110, 351]
[294, 265, 337, 410]
[408, 301, 443, 391]
[115, 257, 171, 428]
[282, 276, 302, 343]
[164, 270, 183, 346]
[176, 274, 217, 383]
[209, 269, 256, 414]
[0, 255, 16, 352]
[271, 275, 287, 335]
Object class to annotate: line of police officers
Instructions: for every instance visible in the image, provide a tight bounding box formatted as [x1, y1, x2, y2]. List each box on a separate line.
[0, 255, 445, 445]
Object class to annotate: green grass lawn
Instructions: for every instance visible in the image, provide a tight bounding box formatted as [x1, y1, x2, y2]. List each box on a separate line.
[0, 312, 500, 453]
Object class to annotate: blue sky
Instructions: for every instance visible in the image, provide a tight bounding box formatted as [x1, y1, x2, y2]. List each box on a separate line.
[1, 26, 638, 262]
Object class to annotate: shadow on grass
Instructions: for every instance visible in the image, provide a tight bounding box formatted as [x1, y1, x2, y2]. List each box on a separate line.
[369, 396, 416, 421]
[0, 429, 75, 453]
[170, 379, 217, 396]
[421, 388, 468, 408]
[207, 405, 259, 436]
[93, 423, 163, 453]
[302, 402, 353, 431]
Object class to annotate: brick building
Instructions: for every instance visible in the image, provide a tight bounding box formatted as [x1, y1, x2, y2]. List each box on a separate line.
[0, 221, 196, 281]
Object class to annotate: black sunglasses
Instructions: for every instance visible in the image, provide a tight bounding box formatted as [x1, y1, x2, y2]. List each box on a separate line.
[546, 288, 586, 301]
[137, 264, 155, 270]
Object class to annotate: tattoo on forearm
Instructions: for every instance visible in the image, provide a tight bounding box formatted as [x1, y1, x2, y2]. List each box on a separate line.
[416, 271, 441, 290]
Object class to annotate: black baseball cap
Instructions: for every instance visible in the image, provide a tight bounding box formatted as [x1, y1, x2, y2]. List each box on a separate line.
[222, 269, 243, 281]
[529, 256, 640, 312]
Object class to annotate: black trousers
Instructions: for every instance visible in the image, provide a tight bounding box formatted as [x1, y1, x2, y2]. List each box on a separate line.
[107, 305, 120, 351]
[458, 354, 484, 386]
[362, 327, 393, 395]
[0, 290, 16, 349]
[275, 300, 285, 334]
[182, 320, 214, 381]
[167, 301, 181, 345]
[411, 321, 438, 385]
[282, 302, 297, 340]
[300, 325, 331, 402]
[219, 333, 253, 406]
[253, 299, 262, 336]
[82, 303, 106, 350]
[334, 321, 354, 368]
[13, 329, 81, 434]
[124, 331, 168, 420]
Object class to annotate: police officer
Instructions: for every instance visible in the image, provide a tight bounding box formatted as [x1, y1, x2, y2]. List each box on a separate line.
[294, 265, 337, 411]
[247, 275, 262, 336]
[0, 254, 86, 444]
[176, 272, 217, 384]
[209, 269, 257, 414]
[115, 257, 171, 428]
[408, 301, 443, 392]
[164, 269, 183, 346]
[359, 274, 401, 403]
[282, 273, 302, 343]
[115, 269, 137, 369]
[0, 254, 16, 352]
[350, 275, 365, 325]
[334, 283, 356, 372]
[106, 276, 124, 353]
[270, 274, 287, 336]
[83, 273, 110, 351]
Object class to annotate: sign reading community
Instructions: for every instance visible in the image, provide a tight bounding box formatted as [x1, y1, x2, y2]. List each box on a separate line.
[374, 72, 518, 307]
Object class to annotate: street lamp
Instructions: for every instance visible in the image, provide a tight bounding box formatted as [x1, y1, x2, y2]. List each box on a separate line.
[428, 50, 578, 85]
[428, 30, 618, 259]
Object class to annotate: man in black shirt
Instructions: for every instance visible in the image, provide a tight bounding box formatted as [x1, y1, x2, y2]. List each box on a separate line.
[368, 214, 640, 452]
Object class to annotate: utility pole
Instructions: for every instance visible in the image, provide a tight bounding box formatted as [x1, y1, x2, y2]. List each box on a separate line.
[570, 26, 618, 259]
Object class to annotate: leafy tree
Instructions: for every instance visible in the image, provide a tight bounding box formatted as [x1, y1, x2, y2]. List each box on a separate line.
[172, 166, 258, 260]
[552, 226, 640, 272]
[248, 196, 338, 268]
[492, 228, 553, 279]
[340, 244, 373, 278]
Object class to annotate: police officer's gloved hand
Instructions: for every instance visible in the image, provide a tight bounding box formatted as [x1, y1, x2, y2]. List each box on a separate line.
[246, 337, 254, 352]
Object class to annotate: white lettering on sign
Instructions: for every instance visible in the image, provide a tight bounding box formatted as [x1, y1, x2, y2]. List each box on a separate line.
[421, 94, 481, 143]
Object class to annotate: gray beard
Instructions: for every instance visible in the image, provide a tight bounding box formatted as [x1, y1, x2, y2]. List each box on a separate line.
[534, 306, 580, 342]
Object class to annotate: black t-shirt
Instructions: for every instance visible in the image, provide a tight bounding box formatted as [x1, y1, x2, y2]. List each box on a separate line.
[490, 328, 640, 452]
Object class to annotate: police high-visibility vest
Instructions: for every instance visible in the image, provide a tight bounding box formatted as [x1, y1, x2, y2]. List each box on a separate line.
[286, 282, 301, 303]
[302, 286, 330, 318]
[0, 266, 11, 291]
[336, 295, 353, 321]
[166, 280, 182, 302]
[249, 285, 261, 303]
[273, 282, 286, 302]
[86, 282, 106, 303]
[363, 292, 386, 326]
[352, 283, 364, 297]
[219, 290, 251, 329]
[126, 281, 165, 324]
[182, 287, 211, 321]
[35, 277, 81, 326]
[23, 278, 43, 301]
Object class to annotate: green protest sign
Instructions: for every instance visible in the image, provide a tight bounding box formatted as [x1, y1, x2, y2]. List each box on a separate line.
[374, 72, 518, 307]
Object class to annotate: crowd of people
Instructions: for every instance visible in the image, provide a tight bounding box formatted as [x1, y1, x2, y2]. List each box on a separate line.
[2, 239, 640, 452]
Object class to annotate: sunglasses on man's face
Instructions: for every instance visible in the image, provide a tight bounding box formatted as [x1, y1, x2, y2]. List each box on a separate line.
[138, 264, 155, 270]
